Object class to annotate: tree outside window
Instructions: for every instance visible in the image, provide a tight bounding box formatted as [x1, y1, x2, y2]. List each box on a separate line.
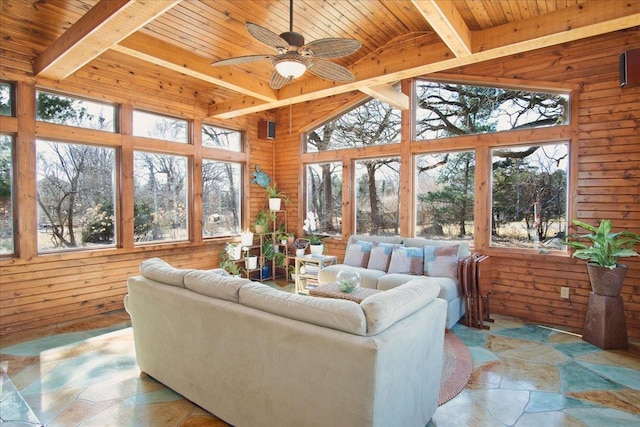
[202, 124, 242, 152]
[36, 140, 116, 252]
[306, 98, 401, 153]
[306, 162, 342, 236]
[1, 82, 13, 116]
[133, 152, 188, 243]
[133, 110, 187, 143]
[202, 159, 241, 237]
[36, 91, 115, 132]
[491, 143, 568, 250]
[415, 151, 475, 240]
[0, 134, 13, 254]
[355, 158, 400, 236]
[415, 81, 568, 140]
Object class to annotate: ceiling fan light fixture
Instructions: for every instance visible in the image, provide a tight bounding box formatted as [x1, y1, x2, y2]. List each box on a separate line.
[274, 54, 307, 79]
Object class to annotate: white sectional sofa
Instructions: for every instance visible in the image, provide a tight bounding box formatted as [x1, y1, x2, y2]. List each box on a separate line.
[317, 235, 470, 329]
[125, 258, 447, 427]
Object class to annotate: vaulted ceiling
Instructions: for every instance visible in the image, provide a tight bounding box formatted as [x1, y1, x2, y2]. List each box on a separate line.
[2, 0, 639, 118]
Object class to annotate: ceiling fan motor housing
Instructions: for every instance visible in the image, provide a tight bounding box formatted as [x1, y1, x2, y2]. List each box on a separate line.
[280, 31, 305, 49]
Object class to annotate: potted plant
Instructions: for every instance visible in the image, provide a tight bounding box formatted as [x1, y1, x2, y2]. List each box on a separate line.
[220, 254, 243, 277]
[564, 219, 640, 296]
[255, 209, 269, 234]
[303, 211, 325, 256]
[250, 165, 289, 211]
[225, 242, 242, 260]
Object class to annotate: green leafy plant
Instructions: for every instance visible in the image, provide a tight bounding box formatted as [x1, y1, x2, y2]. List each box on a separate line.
[564, 219, 640, 269]
[220, 254, 243, 276]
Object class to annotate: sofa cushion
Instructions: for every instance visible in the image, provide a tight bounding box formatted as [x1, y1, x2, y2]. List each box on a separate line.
[318, 265, 386, 289]
[387, 246, 423, 275]
[377, 274, 460, 302]
[402, 238, 470, 260]
[184, 270, 251, 303]
[367, 242, 398, 272]
[343, 239, 373, 267]
[239, 282, 367, 335]
[139, 257, 194, 288]
[360, 279, 440, 335]
[423, 245, 459, 278]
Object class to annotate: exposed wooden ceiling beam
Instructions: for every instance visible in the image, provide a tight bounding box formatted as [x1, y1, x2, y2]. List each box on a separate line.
[210, 2, 640, 118]
[411, 0, 472, 57]
[34, 0, 180, 81]
[359, 84, 409, 110]
[112, 33, 278, 102]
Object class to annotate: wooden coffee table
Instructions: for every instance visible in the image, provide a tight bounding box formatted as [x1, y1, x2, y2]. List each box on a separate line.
[309, 283, 381, 303]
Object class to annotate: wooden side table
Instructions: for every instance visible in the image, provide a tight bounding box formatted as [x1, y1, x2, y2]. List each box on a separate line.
[294, 255, 337, 294]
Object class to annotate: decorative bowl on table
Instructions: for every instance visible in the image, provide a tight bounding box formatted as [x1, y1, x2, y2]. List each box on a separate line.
[336, 270, 361, 293]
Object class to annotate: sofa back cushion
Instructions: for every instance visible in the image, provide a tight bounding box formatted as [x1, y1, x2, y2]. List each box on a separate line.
[140, 257, 194, 288]
[360, 279, 440, 335]
[367, 242, 399, 272]
[184, 270, 251, 303]
[343, 239, 373, 267]
[402, 238, 470, 259]
[239, 283, 367, 335]
[387, 246, 424, 275]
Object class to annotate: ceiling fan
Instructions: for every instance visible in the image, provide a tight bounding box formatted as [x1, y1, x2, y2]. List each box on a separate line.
[211, 0, 361, 90]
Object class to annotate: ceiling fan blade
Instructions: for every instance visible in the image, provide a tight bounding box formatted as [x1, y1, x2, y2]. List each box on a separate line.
[302, 38, 362, 58]
[269, 71, 292, 90]
[246, 22, 288, 50]
[308, 59, 355, 82]
[211, 54, 272, 66]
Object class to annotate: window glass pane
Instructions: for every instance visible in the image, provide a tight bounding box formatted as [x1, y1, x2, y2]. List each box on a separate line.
[306, 98, 401, 152]
[133, 110, 188, 143]
[36, 140, 116, 252]
[415, 151, 475, 241]
[415, 81, 568, 140]
[1, 82, 12, 116]
[306, 162, 342, 236]
[36, 91, 115, 132]
[133, 152, 188, 243]
[0, 135, 13, 254]
[354, 157, 400, 235]
[202, 160, 241, 237]
[202, 124, 241, 152]
[491, 143, 568, 250]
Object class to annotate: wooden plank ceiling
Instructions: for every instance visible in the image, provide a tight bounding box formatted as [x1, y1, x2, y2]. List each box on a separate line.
[1, 0, 639, 118]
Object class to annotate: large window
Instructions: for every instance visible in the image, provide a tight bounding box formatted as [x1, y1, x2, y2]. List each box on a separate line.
[355, 158, 400, 235]
[133, 110, 188, 143]
[0, 135, 13, 255]
[491, 143, 568, 250]
[415, 151, 475, 241]
[133, 152, 188, 243]
[306, 162, 342, 236]
[202, 124, 242, 152]
[415, 80, 568, 140]
[202, 160, 241, 237]
[36, 140, 116, 252]
[36, 91, 115, 132]
[306, 98, 401, 152]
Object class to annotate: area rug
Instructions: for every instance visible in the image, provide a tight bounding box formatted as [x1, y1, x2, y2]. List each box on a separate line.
[439, 332, 473, 405]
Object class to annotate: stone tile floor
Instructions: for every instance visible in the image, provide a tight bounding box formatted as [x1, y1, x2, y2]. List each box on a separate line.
[1, 309, 639, 426]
